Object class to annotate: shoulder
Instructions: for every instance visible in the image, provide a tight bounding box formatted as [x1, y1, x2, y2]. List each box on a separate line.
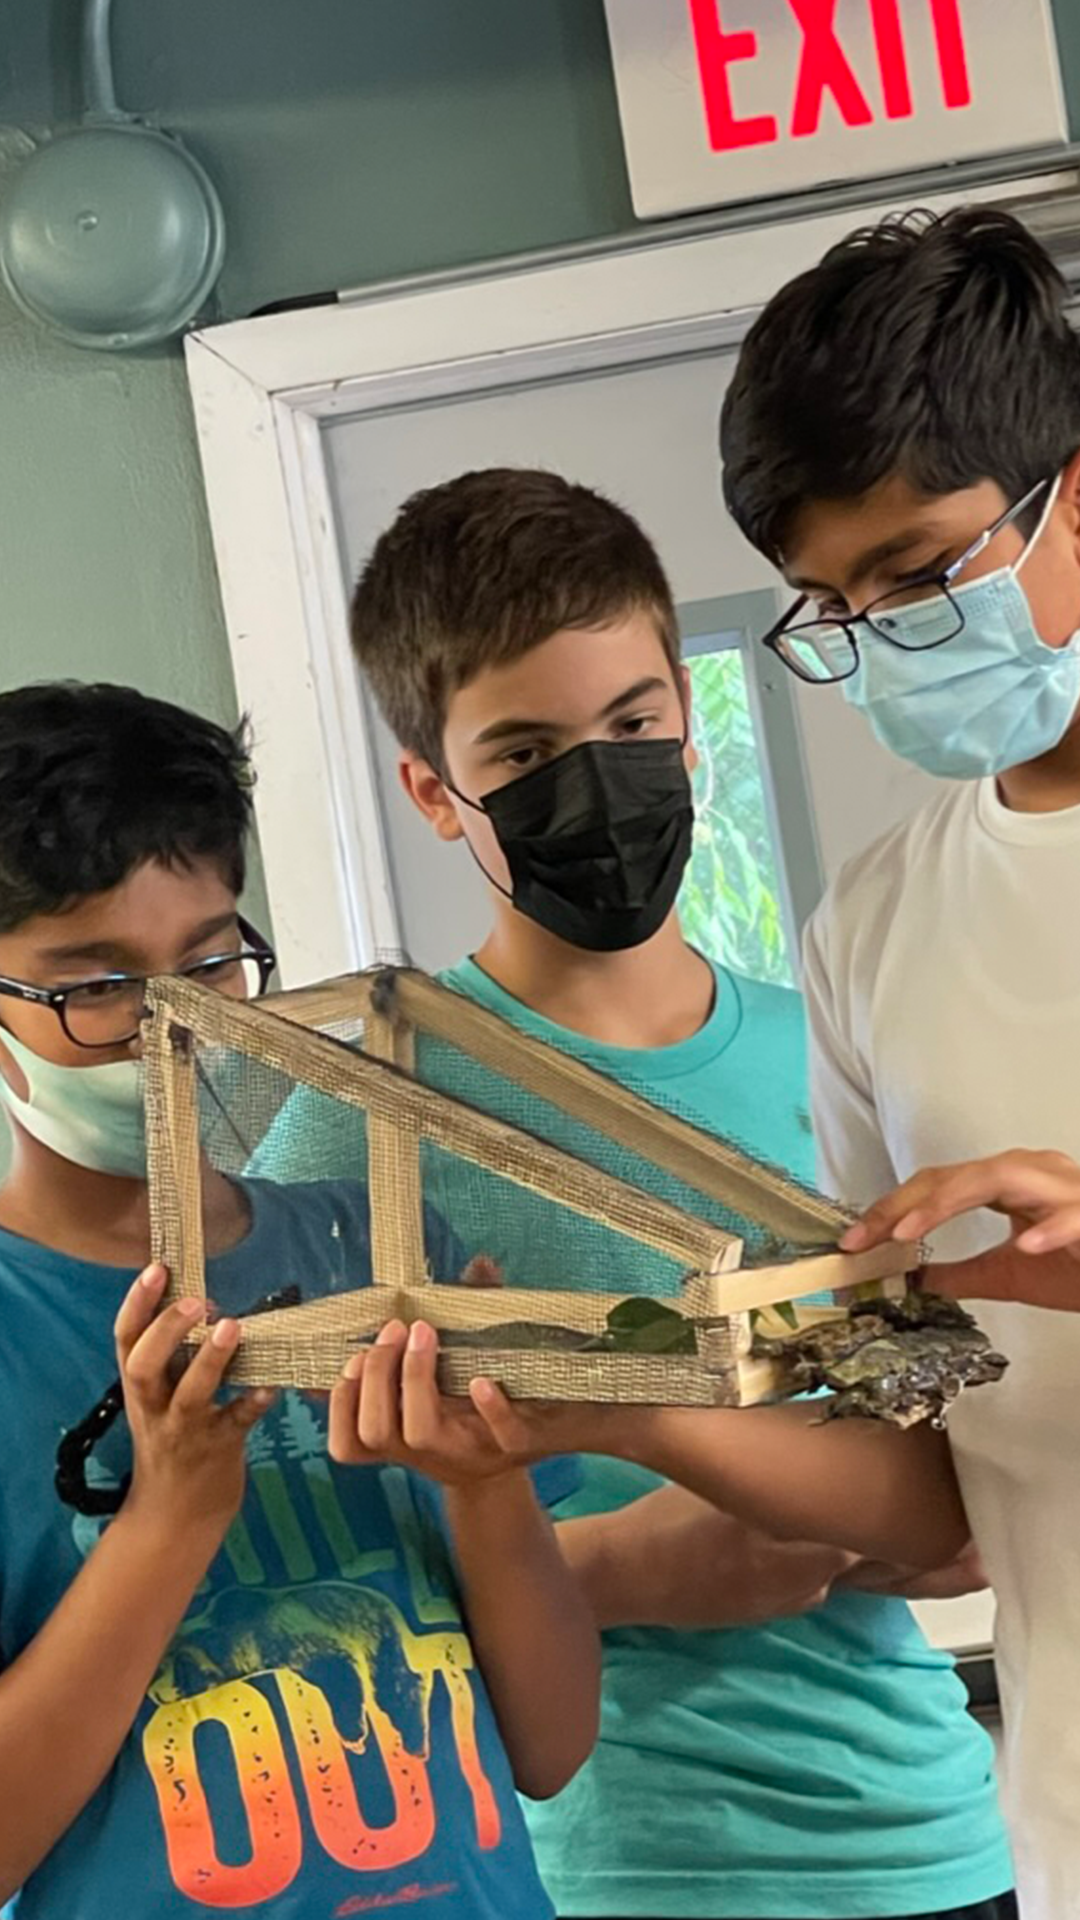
[808, 785, 972, 967]
[726, 972, 808, 1069]
[242, 1176, 372, 1242]
[719, 973, 814, 1177]
[437, 959, 472, 994]
[436, 959, 494, 1012]
[0, 1223, 121, 1303]
[730, 973, 805, 1031]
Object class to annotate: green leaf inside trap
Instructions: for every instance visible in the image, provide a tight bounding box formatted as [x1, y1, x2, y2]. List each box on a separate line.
[606, 1297, 697, 1355]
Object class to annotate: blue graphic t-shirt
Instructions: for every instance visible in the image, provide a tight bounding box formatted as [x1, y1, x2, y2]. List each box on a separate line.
[0, 1179, 568, 1918]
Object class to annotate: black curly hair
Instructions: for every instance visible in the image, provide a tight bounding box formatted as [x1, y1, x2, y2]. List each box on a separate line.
[0, 682, 254, 933]
[721, 206, 1080, 564]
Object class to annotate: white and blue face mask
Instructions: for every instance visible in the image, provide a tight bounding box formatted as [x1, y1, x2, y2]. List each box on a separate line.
[843, 476, 1080, 780]
[0, 1027, 146, 1178]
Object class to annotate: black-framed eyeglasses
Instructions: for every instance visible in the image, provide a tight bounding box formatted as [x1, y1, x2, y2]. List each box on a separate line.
[760, 478, 1052, 686]
[0, 916, 277, 1050]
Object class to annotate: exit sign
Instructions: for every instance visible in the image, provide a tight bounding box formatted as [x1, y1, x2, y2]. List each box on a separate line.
[602, 0, 1068, 218]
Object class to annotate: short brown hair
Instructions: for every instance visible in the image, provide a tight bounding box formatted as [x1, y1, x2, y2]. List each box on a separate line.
[350, 468, 680, 767]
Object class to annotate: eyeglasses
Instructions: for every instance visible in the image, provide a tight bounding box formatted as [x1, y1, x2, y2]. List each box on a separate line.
[760, 479, 1051, 686]
[0, 917, 277, 1050]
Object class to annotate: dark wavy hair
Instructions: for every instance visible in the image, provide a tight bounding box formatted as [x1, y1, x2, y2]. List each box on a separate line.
[721, 207, 1080, 563]
[0, 682, 254, 932]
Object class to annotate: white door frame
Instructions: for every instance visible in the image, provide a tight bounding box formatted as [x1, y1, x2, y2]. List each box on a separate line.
[185, 171, 1068, 986]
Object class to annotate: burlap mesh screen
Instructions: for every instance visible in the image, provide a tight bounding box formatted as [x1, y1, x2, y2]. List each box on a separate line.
[143, 968, 915, 1404]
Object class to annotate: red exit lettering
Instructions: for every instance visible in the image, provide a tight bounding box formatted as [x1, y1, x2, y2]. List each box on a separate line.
[788, 0, 874, 137]
[688, 0, 780, 149]
[689, 0, 974, 154]
[930, 0, 973, 109]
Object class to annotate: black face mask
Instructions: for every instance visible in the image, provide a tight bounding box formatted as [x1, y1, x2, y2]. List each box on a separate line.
[454, 736, 694, 953]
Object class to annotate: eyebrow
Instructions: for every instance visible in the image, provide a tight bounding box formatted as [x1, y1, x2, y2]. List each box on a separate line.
[789, 527, 952, 595]
[35, 912, 239, 970]
[471, 677, 671, 747]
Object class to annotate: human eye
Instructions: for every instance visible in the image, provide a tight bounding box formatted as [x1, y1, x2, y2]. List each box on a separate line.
[869, 554, 954, 613]
[614, 711, 657, 740]
[68, 976, 130, 1005]
[498, 743, 544, 772]
[895, 552, 949, 587]
[186, 949, 242, 984]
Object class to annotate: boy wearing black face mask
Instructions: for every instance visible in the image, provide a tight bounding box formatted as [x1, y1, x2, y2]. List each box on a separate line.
[330, 468, 1016, 1920]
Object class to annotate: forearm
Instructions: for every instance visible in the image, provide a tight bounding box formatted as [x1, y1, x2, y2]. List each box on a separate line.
[550, 1400, 969, 1570]
[444, 1472, 600, 1800]
[558, 1508, 649, 1629]
[838, 1539, 986, 1600]
[558, 1489, 853, 1630]
[0, 1498, 224, 1899]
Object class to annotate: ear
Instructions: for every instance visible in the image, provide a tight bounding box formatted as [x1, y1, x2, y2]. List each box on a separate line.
[1060, 449, 1080, 544]
[399, 753, 467, 843]
[679, 665, 700, 778]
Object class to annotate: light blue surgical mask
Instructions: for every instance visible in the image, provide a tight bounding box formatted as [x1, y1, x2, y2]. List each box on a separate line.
[0, 1027, 146, 1177]
[844, 478, 1080, 779]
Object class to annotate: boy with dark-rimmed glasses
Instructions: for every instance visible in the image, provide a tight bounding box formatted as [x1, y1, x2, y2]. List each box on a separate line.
[716, 205, 1080, 1917]
[0, 680, 597, 1917]
[757, 476, 1054, 738]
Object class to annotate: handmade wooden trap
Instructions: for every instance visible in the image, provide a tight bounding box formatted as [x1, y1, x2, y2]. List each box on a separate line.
[143, 967, 920, 1409]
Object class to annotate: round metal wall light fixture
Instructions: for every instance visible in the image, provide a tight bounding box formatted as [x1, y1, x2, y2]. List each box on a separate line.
[0, 118, 225, 350]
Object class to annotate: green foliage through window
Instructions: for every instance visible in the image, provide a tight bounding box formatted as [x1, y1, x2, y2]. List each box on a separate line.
[678, 648, 793, 988]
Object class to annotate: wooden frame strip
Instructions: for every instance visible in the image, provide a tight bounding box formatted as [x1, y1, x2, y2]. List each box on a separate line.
[143, 978, 740, 1274]
[143, 1002, 206, 1303]
[698, 1240, 917, 1315]
[261, 973, 376, 1029]
[255, 964, 851, 1246]
[380, 969, 845, 1245]
[362, 1005, 429, 1288]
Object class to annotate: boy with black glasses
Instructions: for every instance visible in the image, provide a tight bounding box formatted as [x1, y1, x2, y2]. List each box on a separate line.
[716, 205, 1080, 1917]
[0, 680, 597, 1917]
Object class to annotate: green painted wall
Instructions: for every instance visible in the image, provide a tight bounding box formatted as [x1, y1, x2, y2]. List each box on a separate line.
[0, 0, 1078, 761]
[0, 0, 629, 743]
[0, 0, 630, 935]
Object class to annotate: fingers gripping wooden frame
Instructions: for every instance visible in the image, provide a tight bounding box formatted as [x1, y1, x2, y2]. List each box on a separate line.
[143, 967, 916, 1406]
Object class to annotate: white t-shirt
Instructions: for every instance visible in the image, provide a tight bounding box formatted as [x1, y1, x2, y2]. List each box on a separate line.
[805, 774, 1080, 1920]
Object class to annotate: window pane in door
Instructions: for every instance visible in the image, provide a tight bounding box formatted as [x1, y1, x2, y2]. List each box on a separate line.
[679, 648, 794, 988]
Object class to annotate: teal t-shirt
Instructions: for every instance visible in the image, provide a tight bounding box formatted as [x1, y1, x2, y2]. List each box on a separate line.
[0, 1178, 569, 1919]
[441, 958, 1013, 1920]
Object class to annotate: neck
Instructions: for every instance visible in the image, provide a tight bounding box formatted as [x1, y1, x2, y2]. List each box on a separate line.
[0, 1125, 248, 1266]
[472, 910, 715, 1050]
[998, 704, 1080, 813]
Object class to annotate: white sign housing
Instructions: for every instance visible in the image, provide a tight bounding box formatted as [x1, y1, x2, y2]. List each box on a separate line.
[603, 0, 1068, 218]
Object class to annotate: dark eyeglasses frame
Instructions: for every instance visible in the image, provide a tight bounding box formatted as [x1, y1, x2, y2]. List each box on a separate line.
[760, 478, 1052, 686]
[0, 915, 277, 1050]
